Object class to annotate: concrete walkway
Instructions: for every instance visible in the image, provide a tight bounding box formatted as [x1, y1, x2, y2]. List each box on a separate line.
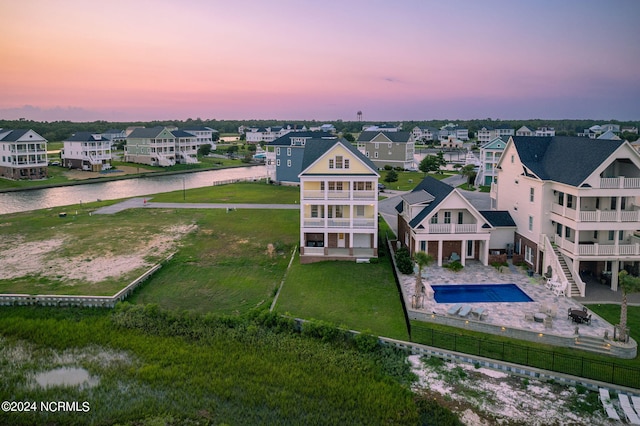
[94, 198, 299, 214]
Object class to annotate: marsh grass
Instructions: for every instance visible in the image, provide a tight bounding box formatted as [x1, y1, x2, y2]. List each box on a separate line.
[0, 306, 422, 425]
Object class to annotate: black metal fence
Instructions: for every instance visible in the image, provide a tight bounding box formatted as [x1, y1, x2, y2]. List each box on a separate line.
[411, 322, 640, 389]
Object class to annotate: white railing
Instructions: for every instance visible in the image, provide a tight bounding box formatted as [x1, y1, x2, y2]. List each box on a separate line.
[454, 223, 476, 233]
[327, 191, 349, 199]
[352, 191, 376, 200]
[544, 234, 578, 295]
[303, 219, 324, 228]
[621, 210, 640, 222]
[353, 218, 375, 228]
[600, 177, 640, 189]
[155, 151, 175, 167]
[601, 211, 617, 221]
[550, 203, 577, 220]
[577, 243, 640, 256]
[428, 224, 452, 234]
[327, 219, 350, 227]
[563, 255, 586, 297]
[302, 190, 324, 200]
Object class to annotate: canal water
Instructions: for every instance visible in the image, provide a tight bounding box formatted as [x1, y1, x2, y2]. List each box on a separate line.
[0, 165, 267, 215]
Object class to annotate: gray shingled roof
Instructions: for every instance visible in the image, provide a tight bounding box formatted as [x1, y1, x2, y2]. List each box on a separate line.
[127, 127, 168, 138]
[300, 138, 378, 175]
[171, 130, 195, 138]
[357, 131, 413, 143]
[479, 210, 516, 228]
[394, 176, 455, 228]
[0, 129, 30, 141]
[268, 131, 335, 146]
[511, 136, 624, 186]
[65, 132, 108, 142]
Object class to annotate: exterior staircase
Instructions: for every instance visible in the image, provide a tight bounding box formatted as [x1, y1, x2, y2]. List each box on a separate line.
[551, 245, 580, 297]
[573, 335, 612, 355]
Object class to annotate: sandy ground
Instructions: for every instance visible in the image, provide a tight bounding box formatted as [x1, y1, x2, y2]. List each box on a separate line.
[0, 224, 197, 285]
[63, 165, 154, 180]
[409, 355, 620, 425]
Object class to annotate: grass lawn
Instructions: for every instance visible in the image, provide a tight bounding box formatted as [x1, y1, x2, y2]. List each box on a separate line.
[275, 251, 409, 340]
[129, 209, 299, 314]
[149, 181, 300, 203]
[381, 171, 453, 191]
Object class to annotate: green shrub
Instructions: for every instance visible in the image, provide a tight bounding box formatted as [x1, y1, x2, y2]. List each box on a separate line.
[415, 397, 464, 426]
[395, 247, 414, 274]
[444, 260, 463, 272]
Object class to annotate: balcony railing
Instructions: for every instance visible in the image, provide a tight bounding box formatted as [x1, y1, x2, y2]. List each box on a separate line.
[302, 190, 324, 199]
[327, 191, 350, 200]
[352, 190, 376, 200]
[302, 190, 376, 200]
[555, 235, 640, 256]
[302, 218, 375, 229]
[600, 177, 640, 189]
[352, 218, 375, 228]
[552, 204, 640, 223]
[427, 223, 477, 234]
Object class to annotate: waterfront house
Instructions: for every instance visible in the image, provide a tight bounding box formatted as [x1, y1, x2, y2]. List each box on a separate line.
[491, 136, 640, 296]
[266, 131, 336, 184]
[356, 131, 415, 169]
[125, 127, 176, 166]
[475, 136, 508, 186]
[61, 132, 112, 171]
[299, 139, 380, 262]
[476, 125, 515, 144]
[0, 129, 48, 180]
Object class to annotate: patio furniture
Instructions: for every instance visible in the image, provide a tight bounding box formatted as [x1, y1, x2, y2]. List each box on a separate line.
[471, 307, 488, 320]
[457, 305, 472, 317]
[533, 312, 547, 323]
[524, 311, 535, 321]
[447, 303, 462, 316]
[450, 252, 460, 262]
[619, 394, 640, 425]
[569, 309, 589, 324]
[552, 281, 566, 297]
[632, 396, 640, 415]
[547, 304, 558, 318]
[599, 388, 621, 421]
[543, 316, 553, 329]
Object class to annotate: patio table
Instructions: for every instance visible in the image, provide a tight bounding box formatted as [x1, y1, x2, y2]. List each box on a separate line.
[569, 309, 589, 324]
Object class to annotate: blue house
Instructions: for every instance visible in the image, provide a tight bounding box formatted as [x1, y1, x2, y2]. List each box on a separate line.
[266, 131, 336, 184]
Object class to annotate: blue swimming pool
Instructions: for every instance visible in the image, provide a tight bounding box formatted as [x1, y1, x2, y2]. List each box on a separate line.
[432, 283, 533, 303]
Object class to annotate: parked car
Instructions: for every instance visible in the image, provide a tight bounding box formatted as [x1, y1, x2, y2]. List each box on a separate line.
[49, 161, 61, 166]
[377, 183, 386, 192]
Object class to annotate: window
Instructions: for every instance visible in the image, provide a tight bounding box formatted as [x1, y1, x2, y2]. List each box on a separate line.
[420, 241, 426, 252]
[621, 197, 627, 210]
[558, 192, 564, 206]
[566, 194, 573, 208]
[336, 182, 343, 191]
[511, 155, 514, 163]
[593, 230, 598, 239]
[565, 227, 571, 238]
[375, 143, 379, 149]
[619, 230, 624, 241]
[444, 212, 451, 224]
[287, 148, 291, 156]
[529, 188, 534, 202]
[336, 156, 343, 169]
[311, 205, 319, 218]
[276, 159, 280, 166]
[344, 158, 350, 169]
[457, 212, 463, 224]
[608, 230, 615, 241]
[329, 182, 335, 191]
[610, 197, 617, 210]
[276, 147, 280, 155]
[528, 215, 533, 231]
[365, 151, 369, 157]
[329, 159, 334, 169]
[374, 152, 378, 158]
[556, 223, 562, 236]
[287, 159, 291, 167]
[320, 182, 325, 191]
[335, 206, 343, 218]
[430, 213, 438, 224]
[355, 205, 365, 216]
[525, 246, 533, 263]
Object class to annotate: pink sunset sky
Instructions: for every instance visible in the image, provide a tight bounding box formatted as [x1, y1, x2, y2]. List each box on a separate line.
[1, 0, 639, 122]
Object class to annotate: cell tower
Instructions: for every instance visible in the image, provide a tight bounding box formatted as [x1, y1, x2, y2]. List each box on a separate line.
[357, 111, 362, 122]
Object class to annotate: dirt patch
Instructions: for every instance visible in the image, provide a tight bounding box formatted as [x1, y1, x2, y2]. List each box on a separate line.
[63, 165, 155, 181]
[0, 224, 197, 285]
[409, 355, 614, 425]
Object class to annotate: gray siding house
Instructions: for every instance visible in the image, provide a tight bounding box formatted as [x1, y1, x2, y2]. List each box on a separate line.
[266, 131, 337, 184]
[356, 131, 415, 169]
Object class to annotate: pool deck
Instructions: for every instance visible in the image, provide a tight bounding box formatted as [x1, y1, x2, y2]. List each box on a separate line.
[400, 261, 638, 353]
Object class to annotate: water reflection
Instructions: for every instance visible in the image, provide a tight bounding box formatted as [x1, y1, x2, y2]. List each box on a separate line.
[0, 166, 267, 215]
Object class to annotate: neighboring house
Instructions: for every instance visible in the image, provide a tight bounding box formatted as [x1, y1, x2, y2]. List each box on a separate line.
[356, 131, 415, 169]
[492, 136, 640, 296]
[265, 131, 336, 184]
[245, 124, 307, 144]
[298, 139, 380, 263]
[183, 126, 217, 151]
[621, 126, 638, 134]
[101, 129, 126, 147]
[411, 126, 439, 142]
[440, 135, 463, 149]
[0, 129, 48, 180]
[535, 127, 555, 137]
[61, 132, 112, 171]
[475, 136, 508, 186]
[395, 176, 515, 266]
[362, 123, 402, 132]
[171, 130, 199, 164]
[309, 124, 336, 133]
[476, 125, 514, 144]
[125, 126, 176, 166]
[439, 123, 469, 141]
[597, 130, 621, 140]
[516, 126, 555, 137]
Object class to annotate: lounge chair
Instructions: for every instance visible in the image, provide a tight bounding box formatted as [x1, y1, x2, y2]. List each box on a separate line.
[633, 396, 640, 415]
[472, 307, 487, 320]
[552, 281, 566, 297]
[457, 305, 472, 317]
[619, 394, 640, 425]
[450, 252, 460, 262]
[599, 388, 621, 421]
[447, 303, 462, 316]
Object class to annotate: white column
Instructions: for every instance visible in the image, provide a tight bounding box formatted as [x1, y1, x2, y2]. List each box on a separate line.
[611, 260, 619, 291]
[461, 239, 466, 266]
[438, 240, 443, 266]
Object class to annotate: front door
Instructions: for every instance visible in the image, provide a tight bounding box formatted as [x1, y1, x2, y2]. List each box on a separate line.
[338, 233, 346, 248]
